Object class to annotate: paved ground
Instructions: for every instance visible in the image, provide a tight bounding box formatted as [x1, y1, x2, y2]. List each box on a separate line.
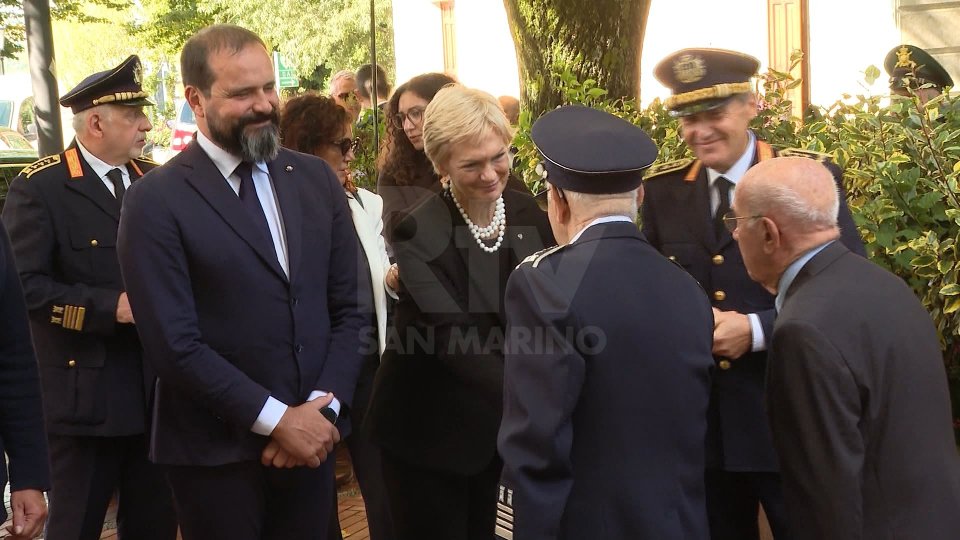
[2, 479, 369, 539]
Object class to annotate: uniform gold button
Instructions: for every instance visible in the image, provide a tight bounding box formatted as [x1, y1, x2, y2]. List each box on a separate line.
[713, 290, 726, 301]
[67, 359, 77, 368]
[90, 239, 99, 247]
[718, 359, 731, 370]
[712, 254, 724, 265]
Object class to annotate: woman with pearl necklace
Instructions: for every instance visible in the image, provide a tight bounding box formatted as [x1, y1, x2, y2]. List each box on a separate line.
[365, 85, 554, 540]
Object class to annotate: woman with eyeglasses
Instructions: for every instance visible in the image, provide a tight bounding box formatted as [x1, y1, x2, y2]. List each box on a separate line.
[377, 72, 458, 244]
[366, 85, 554, 540]
[279, 93, 398, 540]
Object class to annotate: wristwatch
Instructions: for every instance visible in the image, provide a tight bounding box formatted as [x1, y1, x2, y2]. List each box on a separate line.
[319, 406, 337, 424]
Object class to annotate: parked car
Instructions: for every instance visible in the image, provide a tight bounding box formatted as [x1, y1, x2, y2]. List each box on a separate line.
[0, 127, 39, 210]
[170, 99, 197, 152]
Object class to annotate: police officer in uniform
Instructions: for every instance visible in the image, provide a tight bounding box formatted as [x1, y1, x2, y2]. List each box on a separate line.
[1, 55, 177, 540]
[642, 48, 865, 540]
[498, 105, 714, 539]
[884, 44, 953, 104]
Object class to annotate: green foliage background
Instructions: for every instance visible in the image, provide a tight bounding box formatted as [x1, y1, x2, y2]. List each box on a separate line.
[512, 62, 960, 440]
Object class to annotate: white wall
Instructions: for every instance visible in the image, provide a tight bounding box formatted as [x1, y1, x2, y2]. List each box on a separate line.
[640, 0, 770, 106]
[453, 0, 521, 98]
[392, 0, 912, 110]
[806, 0, 900, 106]
[391, 0, 445, 87]
[391, 0, 521, 98]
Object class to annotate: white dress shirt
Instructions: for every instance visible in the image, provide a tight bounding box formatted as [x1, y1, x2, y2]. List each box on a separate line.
[76, 140, 130, 196]
[704, 131, 766, 353]
[194, 131, 339, 436]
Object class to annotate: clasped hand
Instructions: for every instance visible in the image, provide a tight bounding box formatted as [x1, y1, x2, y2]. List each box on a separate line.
[712, 308, 752, 360]
[260, 393, 340, 469]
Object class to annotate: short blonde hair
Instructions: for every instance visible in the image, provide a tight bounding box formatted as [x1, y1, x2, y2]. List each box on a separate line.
[422, 85, 514, 173]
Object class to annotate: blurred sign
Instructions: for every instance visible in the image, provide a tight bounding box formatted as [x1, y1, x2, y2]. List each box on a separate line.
[273, 52, 299, 88]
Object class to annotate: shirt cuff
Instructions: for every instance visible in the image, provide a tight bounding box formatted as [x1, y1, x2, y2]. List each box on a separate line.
[251, 396, 287, 436]
[748, 313, 766, 352]
[307, 390, 341, 420]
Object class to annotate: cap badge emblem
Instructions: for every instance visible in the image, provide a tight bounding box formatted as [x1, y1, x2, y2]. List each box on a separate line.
[673, 54, 706, 84]
[895, 46, 916, 69]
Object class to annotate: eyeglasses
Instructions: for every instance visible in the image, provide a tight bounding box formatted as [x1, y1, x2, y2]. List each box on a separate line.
[391, 107, 425, 129]
[721, 210, 764, 232]
[336, 91, 358, 103]
[329, 137, 360, 156]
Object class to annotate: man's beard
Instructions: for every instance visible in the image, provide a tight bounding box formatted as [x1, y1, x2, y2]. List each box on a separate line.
[208, 107, 281, 163]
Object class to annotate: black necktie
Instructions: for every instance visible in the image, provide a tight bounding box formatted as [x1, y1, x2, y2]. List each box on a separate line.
[714, 176, 732, 240]
[234, 162, 274, 245]
[106, 168, 125, 200]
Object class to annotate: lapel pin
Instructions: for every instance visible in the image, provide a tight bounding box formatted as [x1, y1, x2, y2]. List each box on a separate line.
[285, 165, 293, 172]
[517, 233, 523, 240]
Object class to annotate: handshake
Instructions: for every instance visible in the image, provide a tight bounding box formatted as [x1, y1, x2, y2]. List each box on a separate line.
[260, 393, 341, 468]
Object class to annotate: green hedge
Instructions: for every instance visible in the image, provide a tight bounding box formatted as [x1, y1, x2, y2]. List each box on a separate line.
[511, 63, 960, 442]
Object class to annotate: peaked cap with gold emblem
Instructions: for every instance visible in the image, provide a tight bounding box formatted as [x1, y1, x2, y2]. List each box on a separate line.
[60, 55, 154, 113]
[884, 44, 953, 91]
[654, 48, 760, 116]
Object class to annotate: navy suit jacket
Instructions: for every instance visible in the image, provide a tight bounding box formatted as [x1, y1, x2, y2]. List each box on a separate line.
[117, 141, 367, 466]
[499, 222, 713, 540]
[641, 141, 865, 471]
[0, 221, 50, 523]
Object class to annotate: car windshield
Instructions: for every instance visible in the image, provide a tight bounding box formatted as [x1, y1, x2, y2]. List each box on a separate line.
[180, 103, 195, 124]
[0, 130, 35, 151]
[0, 101, 12, 129]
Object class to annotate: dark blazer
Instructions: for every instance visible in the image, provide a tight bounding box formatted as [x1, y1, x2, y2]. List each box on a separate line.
[366, 188, 553, 475]
[0, 221, 50, 523]
[1, 143, 157, 437]
[640, 140, 865, 471]
[498, 222, 713, 540]
[117, 142, 367, 466]
[769, 241, 960, 540]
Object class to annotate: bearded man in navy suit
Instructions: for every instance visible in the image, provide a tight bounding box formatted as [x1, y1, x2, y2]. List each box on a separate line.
[117, 24, 367, 540]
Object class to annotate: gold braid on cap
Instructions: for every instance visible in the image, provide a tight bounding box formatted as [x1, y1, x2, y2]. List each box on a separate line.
[91, 91, 150, 106]
[664, 82, 753, 110]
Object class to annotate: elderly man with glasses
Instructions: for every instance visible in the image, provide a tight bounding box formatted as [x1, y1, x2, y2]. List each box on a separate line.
[640, 47, 865, 540]
[329, 69, 362, 121]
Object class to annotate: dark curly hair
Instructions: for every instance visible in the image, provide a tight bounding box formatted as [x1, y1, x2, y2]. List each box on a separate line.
[377, 72, 457, 187]
[280, 93, 354, 189]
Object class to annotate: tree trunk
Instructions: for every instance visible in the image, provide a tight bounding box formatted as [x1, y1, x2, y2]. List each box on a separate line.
[503, 0, 651, 118]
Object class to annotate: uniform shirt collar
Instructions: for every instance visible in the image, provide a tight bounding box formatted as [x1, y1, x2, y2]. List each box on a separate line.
[706, 131, 756, 187]
[568, 215, 634, 244]
[775, 240, 834, 312]
[195, 130, 269, 179]
[75, 139, 128, 179]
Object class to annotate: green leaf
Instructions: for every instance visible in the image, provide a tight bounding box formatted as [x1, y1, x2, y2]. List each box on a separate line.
[941, 283, 960, 296]
[911, 255, 938, 267]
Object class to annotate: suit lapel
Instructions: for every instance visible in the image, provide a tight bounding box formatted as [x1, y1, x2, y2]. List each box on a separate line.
[268, 156, 302, 283]
[180, 143, 287, 281]
[681, 165, 714, 252]
[62, 145, 121, 222]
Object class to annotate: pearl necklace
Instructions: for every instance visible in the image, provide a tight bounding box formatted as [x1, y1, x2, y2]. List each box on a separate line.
[450, 187, 506, 253]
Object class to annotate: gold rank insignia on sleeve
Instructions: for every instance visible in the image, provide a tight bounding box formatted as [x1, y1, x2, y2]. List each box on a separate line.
[51, 304, 86, 331]
[644, 158, 695, 181]
[21, 155, 62, 179]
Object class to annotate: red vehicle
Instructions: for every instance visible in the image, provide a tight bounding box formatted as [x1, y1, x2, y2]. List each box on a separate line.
[170, 100, 197, 152]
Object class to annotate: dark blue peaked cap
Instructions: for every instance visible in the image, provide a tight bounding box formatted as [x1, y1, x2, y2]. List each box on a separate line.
[60, 55, 154, 113]
[531, 105, 658, 194]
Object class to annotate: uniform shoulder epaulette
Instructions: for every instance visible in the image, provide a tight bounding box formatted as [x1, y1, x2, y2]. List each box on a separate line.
[133, 156, 159, 166]
[777, 147, 833, 162]
[518, 244, 565, 269]
[20, 155, 62, 179]
[643, 157, 695, 180]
